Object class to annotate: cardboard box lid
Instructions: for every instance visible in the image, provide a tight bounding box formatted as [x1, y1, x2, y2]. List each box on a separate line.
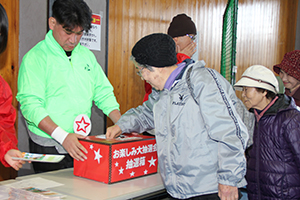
[79, 133, 155, 145]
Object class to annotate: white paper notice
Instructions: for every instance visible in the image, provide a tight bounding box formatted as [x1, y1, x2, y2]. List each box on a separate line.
[80, 13, 101, 51]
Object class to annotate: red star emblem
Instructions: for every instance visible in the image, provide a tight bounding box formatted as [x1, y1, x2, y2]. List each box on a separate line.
[75, 116, 90, 133]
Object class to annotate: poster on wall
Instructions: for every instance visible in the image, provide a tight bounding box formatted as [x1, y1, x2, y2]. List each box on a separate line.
[80, 13, 102, 51]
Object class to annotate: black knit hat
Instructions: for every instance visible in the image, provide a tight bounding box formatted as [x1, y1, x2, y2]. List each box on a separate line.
[131, 33, 177, 67]
[167, 14, 197, 38]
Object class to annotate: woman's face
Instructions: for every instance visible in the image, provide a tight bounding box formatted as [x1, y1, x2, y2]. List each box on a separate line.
[241, 87, 268, 110]
[279, 69, 300, 91]
[134, 63, 164, 91]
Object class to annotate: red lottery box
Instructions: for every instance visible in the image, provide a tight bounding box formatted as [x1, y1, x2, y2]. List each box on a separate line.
[73, 133, 158, 184]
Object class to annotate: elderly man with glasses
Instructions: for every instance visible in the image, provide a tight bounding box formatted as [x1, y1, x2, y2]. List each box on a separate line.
[106, 33, 249, 200]
[143, 13, 197, 102]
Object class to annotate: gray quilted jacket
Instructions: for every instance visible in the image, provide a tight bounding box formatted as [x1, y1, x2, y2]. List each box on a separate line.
[116, 60, 251, 199]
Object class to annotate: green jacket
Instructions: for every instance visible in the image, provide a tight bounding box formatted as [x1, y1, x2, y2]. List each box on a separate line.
[17, 30, 119, 140]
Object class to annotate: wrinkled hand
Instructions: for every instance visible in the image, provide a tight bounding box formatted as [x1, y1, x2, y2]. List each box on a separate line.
[5, 149, 25, 171]
[218, 183, 238, 200]
[106, 125, 122, 139]
[62, 133, 87, 161]
[177, 42, 197, 57]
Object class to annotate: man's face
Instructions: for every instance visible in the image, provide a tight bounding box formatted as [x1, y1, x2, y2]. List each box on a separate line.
[49, 17, 84, 51]
[174, 34, 196, 52]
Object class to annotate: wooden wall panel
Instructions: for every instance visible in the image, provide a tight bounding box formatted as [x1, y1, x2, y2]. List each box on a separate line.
[108, 0, 298, 123]
[0, 0, 19, 180]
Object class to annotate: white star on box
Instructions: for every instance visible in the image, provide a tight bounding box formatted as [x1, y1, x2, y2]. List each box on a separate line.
[130, 171, 135, 177]
[119, 167, 124, 175]
[94, 148, 102, 164]
[148, 156, 156, 167]
[144, 169, 148, 174]
[115, 162, 119, 167]
[90, 144, 94, 150]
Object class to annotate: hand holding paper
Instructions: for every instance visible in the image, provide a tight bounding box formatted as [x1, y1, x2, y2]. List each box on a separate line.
[106, 124, 122, 139]
[5, 149, 25, 171]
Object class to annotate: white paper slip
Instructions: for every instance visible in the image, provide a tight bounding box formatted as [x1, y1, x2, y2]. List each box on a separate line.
[95, 134, 106, 139]
[5, 177, 64, 189]
[9, 187, 66, 199]
[12, 152, 65, 163]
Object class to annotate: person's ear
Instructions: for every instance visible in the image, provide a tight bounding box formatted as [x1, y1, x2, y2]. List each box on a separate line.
[263, 90, 268, 97]
[48, 17, 56, 30]
[173, 37, 178, 44]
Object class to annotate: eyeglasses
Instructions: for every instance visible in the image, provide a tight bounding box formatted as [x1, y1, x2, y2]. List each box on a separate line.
[186, 34, 196, 41]
[135, 66, 145, 77]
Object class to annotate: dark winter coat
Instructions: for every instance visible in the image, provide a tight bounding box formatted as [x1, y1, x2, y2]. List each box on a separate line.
[246, 94, 300, 200]
[285, 86, 300, 107]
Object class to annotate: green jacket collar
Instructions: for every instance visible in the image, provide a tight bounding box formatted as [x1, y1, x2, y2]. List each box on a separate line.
[45, 30, 81, 56]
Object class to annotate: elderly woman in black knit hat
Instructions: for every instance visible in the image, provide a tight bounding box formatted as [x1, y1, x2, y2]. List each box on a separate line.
[273, 50, 300, 107]
[106, 33, 249, 200]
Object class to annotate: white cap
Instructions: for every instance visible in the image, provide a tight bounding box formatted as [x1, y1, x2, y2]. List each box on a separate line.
[234, 65, 279, 94]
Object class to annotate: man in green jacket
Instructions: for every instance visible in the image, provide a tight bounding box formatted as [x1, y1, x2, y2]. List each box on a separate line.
[17, 0, 121, 173]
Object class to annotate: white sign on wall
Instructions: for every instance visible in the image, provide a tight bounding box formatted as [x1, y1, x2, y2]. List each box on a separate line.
[80, 13, 101, 51]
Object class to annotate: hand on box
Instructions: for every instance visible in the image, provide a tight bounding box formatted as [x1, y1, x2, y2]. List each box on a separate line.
[218, 183, 238, 200]
[177, 41, 196, 57]
[106, 125, 122, 139]
[5, 149, 26, 171]
[62, 133, 88, 161]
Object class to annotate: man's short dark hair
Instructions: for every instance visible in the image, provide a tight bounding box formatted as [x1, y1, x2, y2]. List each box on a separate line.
[52, 0, 92, 32]
[0, 4, 8, 54]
